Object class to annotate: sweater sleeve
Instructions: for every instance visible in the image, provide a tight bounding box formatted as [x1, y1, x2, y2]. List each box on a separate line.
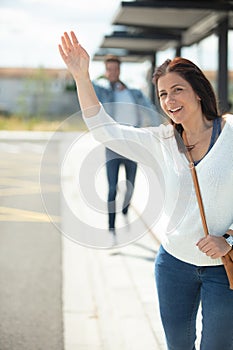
[84, 105, 168, 169]
[226, 115, 233, 233]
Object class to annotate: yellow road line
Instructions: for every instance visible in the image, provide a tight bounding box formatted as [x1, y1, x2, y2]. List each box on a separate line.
[0, 187, 59, 196]
[0, 207, 60, 223]
[0, 177, 59, 196]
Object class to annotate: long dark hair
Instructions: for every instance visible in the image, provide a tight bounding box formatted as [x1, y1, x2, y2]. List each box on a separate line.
[152, 57, 221, 136]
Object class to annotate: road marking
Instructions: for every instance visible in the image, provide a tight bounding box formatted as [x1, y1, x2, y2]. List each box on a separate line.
[0, 177, 59, 196]
[0, 207, 60, 223]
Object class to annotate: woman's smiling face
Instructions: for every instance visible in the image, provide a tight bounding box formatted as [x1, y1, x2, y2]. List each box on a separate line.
[157, 72, 202, 125]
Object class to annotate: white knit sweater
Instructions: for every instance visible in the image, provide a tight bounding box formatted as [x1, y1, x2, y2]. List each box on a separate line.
[85, 106, 233, 266]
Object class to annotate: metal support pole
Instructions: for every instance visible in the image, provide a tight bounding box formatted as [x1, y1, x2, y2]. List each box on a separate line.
[150, 52, 156, 104]
[175, 46, 181, 57]
[217, 16, 229, 114]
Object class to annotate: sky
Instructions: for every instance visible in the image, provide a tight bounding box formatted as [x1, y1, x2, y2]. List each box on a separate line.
[1, 0, 232, 87]
[0, 0, 122, 71]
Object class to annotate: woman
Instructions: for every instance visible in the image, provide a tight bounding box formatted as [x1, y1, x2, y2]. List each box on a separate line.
[59, 31, 233, 349]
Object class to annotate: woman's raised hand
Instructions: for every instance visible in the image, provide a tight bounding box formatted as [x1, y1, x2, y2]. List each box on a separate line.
[58, 30, 100, 117]
[58, 31, 90, 81]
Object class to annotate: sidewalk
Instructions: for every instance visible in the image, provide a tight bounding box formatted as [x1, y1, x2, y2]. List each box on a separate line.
[0, 131, 202, 350]
[60, 131, 202, 350]
[60, 131, 167, 349]
[62, 234, 165, 350]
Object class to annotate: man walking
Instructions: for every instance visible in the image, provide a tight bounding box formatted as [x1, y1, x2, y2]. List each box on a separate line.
[93, 55, 155, 231]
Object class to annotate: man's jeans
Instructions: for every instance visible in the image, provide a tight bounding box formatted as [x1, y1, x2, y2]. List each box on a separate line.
[155, 245, 233, 350]
[105, 148, 137, 229]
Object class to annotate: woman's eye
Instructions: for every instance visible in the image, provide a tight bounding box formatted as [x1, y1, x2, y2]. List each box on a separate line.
[159, 92, 166, 99]
[174, 87, 182, 93]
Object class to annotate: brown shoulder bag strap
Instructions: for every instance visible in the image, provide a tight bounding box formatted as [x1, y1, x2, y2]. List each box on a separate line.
[183, 133, 209, 237]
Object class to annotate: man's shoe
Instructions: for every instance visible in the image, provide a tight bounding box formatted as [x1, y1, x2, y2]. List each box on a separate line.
[122, 205, 129, 215]
[109, 227, 116, 234]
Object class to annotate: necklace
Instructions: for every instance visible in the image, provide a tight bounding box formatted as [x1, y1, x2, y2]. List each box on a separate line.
[182, 131, 198, 152]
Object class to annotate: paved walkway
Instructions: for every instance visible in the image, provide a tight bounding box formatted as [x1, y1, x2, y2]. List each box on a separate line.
[0, 130, 202, 350]
[62, 234, 165, 350]
[58, 130, 167, 349]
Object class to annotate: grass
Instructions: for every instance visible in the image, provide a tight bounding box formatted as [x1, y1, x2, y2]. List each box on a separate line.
[0, 114, 87, 132]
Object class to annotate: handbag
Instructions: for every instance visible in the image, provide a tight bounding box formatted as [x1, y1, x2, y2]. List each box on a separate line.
[183, 133, 233, 290]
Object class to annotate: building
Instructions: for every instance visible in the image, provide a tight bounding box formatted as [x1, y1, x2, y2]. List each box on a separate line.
[0, 67, 79, 118]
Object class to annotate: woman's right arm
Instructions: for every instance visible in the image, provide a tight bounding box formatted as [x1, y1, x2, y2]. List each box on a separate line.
[58, 31, 164, 167]
[58, 31, 101, 117]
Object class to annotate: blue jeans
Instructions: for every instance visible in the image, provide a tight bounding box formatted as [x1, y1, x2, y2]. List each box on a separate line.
[155, 245, 233, 350]
[105, 148, 137, 229]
